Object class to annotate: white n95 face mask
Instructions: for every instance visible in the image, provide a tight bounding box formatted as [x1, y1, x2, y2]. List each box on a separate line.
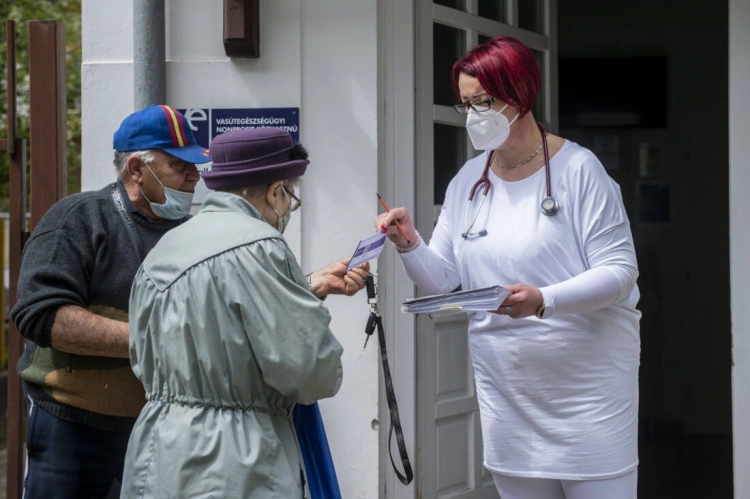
[465, 104, 520, 151]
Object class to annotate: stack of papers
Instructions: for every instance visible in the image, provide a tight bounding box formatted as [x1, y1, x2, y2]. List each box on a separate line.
[401, 285, 511, 315]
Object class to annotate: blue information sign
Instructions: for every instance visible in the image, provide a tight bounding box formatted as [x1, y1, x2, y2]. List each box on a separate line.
[178, 107, 300, 147]
[177, 107, 300, 202]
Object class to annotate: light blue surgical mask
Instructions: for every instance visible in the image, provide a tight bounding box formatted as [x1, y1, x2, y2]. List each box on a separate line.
[139, 163, 194, 220]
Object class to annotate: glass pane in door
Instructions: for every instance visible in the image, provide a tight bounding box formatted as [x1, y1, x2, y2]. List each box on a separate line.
[532, 50, 545, 121]
[477, 0, 507, 23]
[434, 0, 465, 11]
[519, 0, 545, 34]
[434, 123, 467, 205]
[433, 23, 466, 107]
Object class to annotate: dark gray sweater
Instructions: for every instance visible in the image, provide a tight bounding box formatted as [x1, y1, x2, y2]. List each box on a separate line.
[11, 181, 185, 432]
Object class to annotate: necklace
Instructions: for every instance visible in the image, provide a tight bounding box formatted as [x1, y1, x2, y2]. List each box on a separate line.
[493, 141, 544, 169]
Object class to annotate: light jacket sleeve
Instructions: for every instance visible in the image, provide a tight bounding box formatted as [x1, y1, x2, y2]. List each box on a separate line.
[227, 237, 343, 405]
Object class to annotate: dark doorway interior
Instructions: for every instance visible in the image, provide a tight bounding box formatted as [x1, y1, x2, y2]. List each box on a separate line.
[559, 0, 733, 497]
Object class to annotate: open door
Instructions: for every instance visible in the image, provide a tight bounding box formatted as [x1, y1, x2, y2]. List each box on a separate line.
[414, 1, 557, 497]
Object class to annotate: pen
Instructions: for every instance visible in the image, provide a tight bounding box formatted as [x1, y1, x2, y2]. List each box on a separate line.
[376, 193, 411, 244]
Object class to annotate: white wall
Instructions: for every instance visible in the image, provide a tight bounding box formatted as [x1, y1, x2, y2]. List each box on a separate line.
[299, 1, 380, 496]
[729, 0, 750, 495]
[81, 1, 379, 497]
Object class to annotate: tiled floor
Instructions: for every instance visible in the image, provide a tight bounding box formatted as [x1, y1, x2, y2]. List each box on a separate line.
[638, 430, 733, 498]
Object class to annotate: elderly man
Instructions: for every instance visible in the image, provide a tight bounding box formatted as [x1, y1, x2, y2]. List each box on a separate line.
[121, 127, 369, 498]
[10, 104, 212, 498]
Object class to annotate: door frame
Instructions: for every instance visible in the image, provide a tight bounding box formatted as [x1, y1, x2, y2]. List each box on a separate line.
[378, 0, 418, 498]
[729, 0, 750, 497]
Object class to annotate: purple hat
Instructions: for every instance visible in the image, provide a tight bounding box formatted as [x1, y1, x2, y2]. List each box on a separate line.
[113, 105, 211, 164]
[202, 128, 309, 190]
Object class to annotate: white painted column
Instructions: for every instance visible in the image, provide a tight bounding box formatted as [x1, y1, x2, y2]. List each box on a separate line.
[378, 0, 418, 497]
[729, 0, 750, 497]
[300, 1, 380, 497]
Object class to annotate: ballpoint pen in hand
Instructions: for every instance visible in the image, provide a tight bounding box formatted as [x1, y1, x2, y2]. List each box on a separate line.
[376, 193, 411, 244]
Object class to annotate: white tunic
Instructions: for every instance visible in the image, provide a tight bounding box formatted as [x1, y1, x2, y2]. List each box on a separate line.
[400, 141, 641, 480]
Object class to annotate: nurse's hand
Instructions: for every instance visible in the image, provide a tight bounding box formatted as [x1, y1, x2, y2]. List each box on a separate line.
[492, 284, 544, 319]
[373, 207, 418, 248]
[308, 258, 371, 298]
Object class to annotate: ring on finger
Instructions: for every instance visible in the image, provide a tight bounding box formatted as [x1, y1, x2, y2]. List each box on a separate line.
[504, 306, 512, 315]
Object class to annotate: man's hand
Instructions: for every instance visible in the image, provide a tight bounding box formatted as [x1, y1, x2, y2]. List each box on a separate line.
[308, 258, 371, 298]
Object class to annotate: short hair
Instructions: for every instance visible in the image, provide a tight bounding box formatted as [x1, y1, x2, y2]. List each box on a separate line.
[451, 36, 542, 117]
[113, 150, 157, 179]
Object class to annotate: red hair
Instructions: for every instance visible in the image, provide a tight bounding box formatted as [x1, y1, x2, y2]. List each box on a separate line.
[451, 36, 541, 117]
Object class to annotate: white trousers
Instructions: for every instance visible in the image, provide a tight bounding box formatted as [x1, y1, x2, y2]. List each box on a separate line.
[492, 469, 637, 499]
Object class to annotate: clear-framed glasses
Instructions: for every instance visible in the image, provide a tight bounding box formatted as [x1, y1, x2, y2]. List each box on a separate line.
[453, 97, 498, 115]
[283, 185, 302, 212]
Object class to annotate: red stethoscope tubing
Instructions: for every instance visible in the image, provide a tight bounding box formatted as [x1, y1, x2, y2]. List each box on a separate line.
[469, 122, 551, 201]
[462, 123, 556, 238]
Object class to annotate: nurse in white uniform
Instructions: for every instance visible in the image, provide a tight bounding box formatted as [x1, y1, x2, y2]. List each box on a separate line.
[375, 35, 641, 499]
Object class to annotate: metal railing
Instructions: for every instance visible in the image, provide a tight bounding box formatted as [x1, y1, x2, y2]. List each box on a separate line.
[0, 214, 31, 372]
[2, 18, 68, 498]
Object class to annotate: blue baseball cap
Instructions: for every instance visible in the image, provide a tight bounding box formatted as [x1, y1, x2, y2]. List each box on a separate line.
[113, 105, 212, 164]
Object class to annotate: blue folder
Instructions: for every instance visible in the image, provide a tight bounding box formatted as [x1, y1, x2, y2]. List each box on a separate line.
[293, 402, 342, 499]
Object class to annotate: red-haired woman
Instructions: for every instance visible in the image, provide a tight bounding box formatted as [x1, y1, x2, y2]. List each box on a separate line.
[375, 36, 640, 499]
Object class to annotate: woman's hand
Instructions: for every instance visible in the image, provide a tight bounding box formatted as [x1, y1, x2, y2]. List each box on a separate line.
[492, 284, 543, 319]
[308, 259, 371, 298]
[373, 207, 418, 247]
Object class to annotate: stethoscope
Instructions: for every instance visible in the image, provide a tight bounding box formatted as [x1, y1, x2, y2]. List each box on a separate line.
[462, 123, 559, 239]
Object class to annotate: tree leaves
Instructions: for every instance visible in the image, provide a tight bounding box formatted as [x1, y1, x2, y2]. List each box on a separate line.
[0, 0, 82, 212]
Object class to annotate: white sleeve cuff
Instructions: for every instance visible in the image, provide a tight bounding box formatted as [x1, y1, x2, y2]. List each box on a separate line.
[540, 287, 556, 319]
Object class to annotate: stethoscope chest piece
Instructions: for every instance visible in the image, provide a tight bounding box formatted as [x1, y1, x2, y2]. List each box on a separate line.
[541, 196, 559, 216]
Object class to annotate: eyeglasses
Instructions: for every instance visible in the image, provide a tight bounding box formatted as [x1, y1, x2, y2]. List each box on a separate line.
[453, 97, 498, 115]
[283, 185, 302, 212]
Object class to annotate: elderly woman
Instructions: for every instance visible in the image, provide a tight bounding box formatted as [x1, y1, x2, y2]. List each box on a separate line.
[376, 36, 640, 499]
[121, 127, 368, 498]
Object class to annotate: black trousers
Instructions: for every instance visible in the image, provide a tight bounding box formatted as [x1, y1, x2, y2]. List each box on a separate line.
[24, 401, 133, 499]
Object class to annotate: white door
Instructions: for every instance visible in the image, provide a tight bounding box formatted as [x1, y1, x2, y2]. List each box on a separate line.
[414, 1, 558, 497]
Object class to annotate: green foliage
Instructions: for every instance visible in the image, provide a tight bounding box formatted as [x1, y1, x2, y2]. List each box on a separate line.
[0, 0, 82, 212]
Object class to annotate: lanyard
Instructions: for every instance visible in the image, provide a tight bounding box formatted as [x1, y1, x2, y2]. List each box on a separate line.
[363, 275, 414, 485]
[111, 183, 146, 261]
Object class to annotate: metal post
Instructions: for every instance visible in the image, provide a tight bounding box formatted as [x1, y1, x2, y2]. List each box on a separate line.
[2, 20, 27, 499]
[1, 217, 6, 376]
[6, 20, 16, 155]
[29, 20, 68, 226]
[7, 139, 27, 499]
[133, 0, 166, 109]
